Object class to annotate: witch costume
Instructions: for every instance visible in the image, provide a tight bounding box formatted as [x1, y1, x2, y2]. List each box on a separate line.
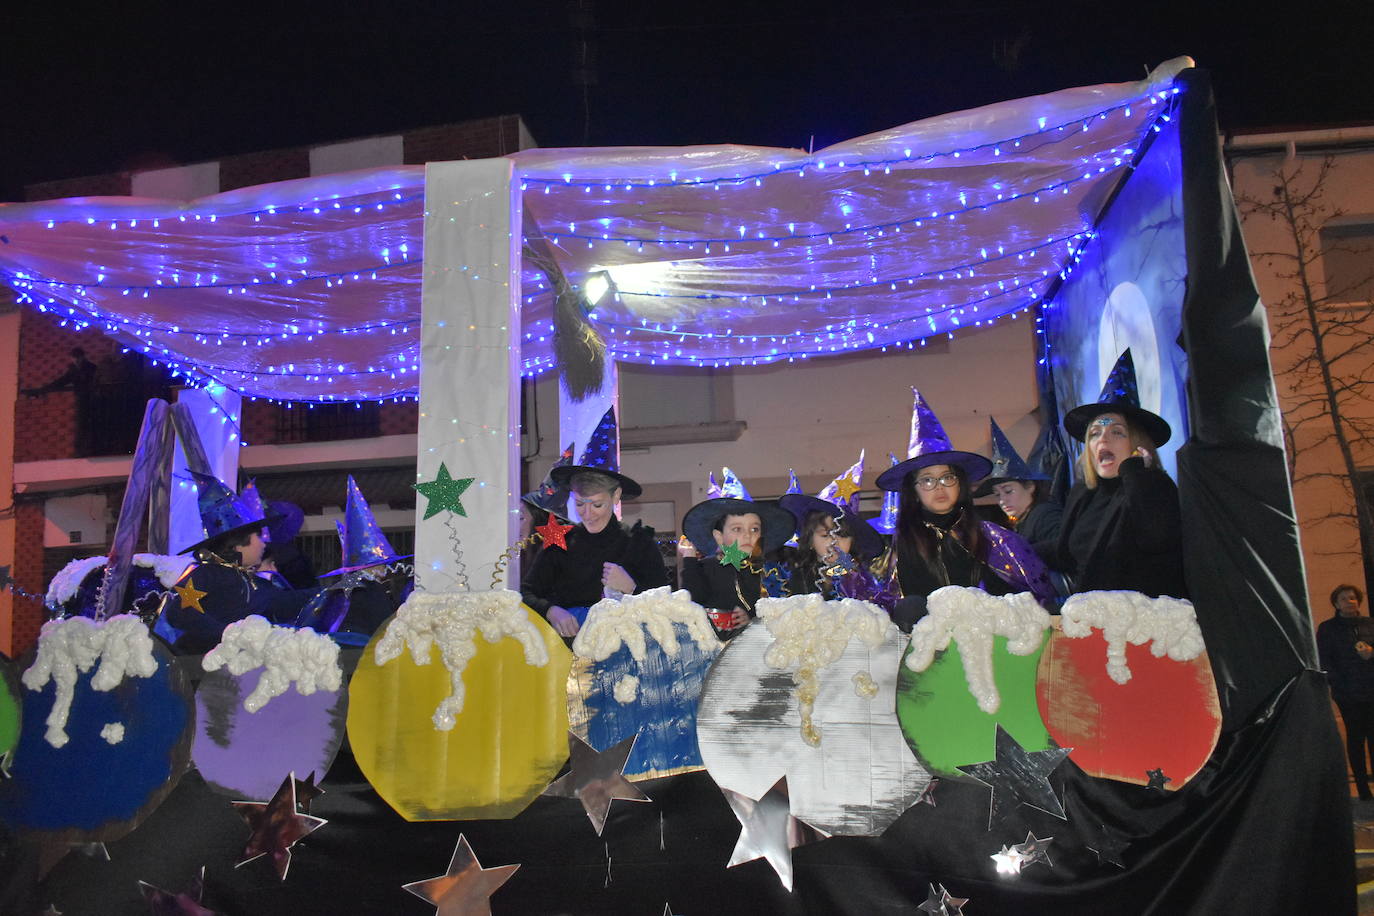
[294, 475, 413, 645]
[680, 468, 795, 638]
[1051, 349, 1187, 599]
[519, 408, 668, 628]
[876, 389, 1055, 631]
[974, 417, 1063, 563]
[155, 472, 319, 654]
[779, 453, 896, 611]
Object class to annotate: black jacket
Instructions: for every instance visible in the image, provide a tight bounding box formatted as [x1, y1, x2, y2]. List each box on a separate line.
[1051, 456, 1187, 598]
[1016, 501, 1063, 565]
[160, 558, 319, 654]
[520, 519, 668, 615]
[1317, 614, 1374, 703]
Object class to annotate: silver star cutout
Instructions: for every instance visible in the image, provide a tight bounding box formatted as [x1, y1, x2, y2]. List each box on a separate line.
[991, 843, 1029, 875]
[721, 776, 829, 892]
[917, 882, 969, 914]
[543, 732, 650, 836]
[1013, 830, 1054, 869]
[957, 726, 1072, 827]
[402, 834, 518, 916]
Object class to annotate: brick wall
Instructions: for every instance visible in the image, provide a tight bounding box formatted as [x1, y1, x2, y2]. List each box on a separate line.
[220, 148, 311, 193]
[404, 115, 527, 163]
[11, 502, 46, 655]
[25, 172, 132, 203]
[14, 311, 122, 462]
[379, 402, 418, 437]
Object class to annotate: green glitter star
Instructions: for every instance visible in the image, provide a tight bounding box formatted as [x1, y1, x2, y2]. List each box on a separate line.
[718, 540, 750, 570]
[413, 463, 475, 520]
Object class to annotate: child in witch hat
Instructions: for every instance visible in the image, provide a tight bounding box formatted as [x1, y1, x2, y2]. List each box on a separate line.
[875, 389, 1056, 631]
[975, 418, 1063, 564]
[779, 453, 894, 609]
[520, 408, 668, 639]
[1050, 349, 1186, 599]
[295, 476, 413, 644]
[156, 472, 320, 654]
[680, 468, 795, 638]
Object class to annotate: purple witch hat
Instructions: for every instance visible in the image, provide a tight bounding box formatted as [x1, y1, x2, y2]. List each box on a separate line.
[876, 389, 992, 491]
[718, 467, 752, 500]
[1063, 349, 1171, 445]
[816, 451, 864, 515]
[180, 472, 270, 554]
[784, 469, 803, 495]
[522, 442, 575, 516]
[974, 418, 1052, 495]
[322, 476, 412, 577]
[549, 407, 643, 499]
[239, 479, 270, 540]
[873, 454, 901, 535]
[779, 453, 884, 560]
[705, 471, 722, 499]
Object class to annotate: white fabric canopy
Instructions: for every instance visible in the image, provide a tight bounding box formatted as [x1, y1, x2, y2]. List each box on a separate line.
[0, 59, 1189, 402]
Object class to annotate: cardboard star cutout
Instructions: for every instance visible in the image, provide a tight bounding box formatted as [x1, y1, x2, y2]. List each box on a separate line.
[917, 882, 969, 915]
[1145, 767, 1172, 791]
[414, 464, 475, 520]
[293, 772, 324, 815]
[721, 776, 829, 891]
[832, 475, 862, 503]
[138, 866, 220, 916]
[543, 733, 650, 835]
[718, 540, 750, 570]
[402, 834, 518, 916]
[1013, 830, 1054, 869]
[956, 726, 1071, 827]
[535, 517, 574, 551]
[174, 580, 208, 614]
[232, 773, 327, 880]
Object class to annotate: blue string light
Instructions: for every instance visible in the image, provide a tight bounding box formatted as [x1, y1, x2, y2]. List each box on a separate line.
[37, 189, 423, 230]
[517, 89, 1178, 192]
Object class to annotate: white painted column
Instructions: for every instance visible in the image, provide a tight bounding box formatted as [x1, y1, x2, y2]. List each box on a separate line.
[415, 159, 521, 590]
[559, 359, 619, 518]
[169, 386, 243, 553]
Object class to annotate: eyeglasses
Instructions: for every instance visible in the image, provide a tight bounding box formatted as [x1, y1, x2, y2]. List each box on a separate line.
[914, 473, 959, 491]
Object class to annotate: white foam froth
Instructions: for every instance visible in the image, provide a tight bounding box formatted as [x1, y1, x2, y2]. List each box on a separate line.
[202, 616, 343, 712]
[904, 586, 1050, 714]
[22, 615, 159, 748]
[756, 593, 894, 746]
[1059, 590, 1204, 684]
[374, 589, 548, 730]
[572, 586, 720, 662]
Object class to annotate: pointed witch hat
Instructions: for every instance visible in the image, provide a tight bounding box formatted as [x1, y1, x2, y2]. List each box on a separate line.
[321, 475, 412, 577]
[872, 454, 902, 535]
[180, 472, 274, 554]
[1062, 349, 1172, 445]
[876, 389, 992, 491]
[522, 442, 575, 516]
[779, 453, 884, 560]
[974, 418, 1053, 496]
[784, 469, 803, 495]
[548, 407, 643, 499]
[683, 467, 794, 558]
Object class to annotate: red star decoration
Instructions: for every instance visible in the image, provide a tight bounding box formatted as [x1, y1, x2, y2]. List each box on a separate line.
[232, 772, 327, 881]
[535, 517, 575, 551]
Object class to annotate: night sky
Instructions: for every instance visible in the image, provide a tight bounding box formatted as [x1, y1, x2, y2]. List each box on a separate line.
[3, 2, 1372, 202]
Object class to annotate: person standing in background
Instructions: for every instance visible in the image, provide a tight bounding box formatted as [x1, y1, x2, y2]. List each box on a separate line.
[1317, 583, 1374, 801]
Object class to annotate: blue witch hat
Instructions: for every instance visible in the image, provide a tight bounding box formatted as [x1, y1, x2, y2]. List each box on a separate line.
[549, 407, 643, 499]
[522, 442, 575, 516]
[239, 479, 270, 538]
[180, 472, 269, 554]
[873, 454, 901, 534]
[321, 475, 412, 577]
[784, 469, 803, 495]
[1062, 349, 1172, 445]
[975, 418, 1051, 495]
[683, 468, 794, 558]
